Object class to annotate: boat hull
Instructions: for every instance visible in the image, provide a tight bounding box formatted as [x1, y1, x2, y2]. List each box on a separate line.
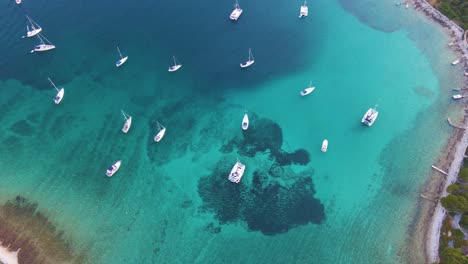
[54, 88, 64, 104]
[230, 8, 243, 20]
[122, 117, 132, 133]
[240, 60, 254, 68]
[27, 28, 42, 38]
[32, 44, 55, 53]
[228, 161, 245, 183]
[242, 114, 249, 130]
[299, 6, 308, 17]
[106, 160, 122, 177]
[154, 128, 166, 142]
[116, 56, 128, 67]
[361, 108, 379, 126]
[168, 64, 182, 72]
[300, 87, 315, 96]
[321, 140, 328, 152]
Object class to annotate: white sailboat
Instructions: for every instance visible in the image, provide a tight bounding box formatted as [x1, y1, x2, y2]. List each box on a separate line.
[230, 0, 243, 21]
[106, 160, 121, 177]
[242, 112, 249, 130]
[121, 109, 132, 133]
[115, 46, 128, 67]
[154, 122, 166, 142]
[361, 105, 379, 126]
[168, 56, 182, 72]
[300, 81, 315, 96]
[31, 34, 55, 53]
[25, 15, 42, 38]
[16, 0, 21, 5]
[228, 159, 246, 183]
[48, 77, 64, 104]
[321, 139, 328, 152]
[299, 0, 308, 18]
[240, 48, 254, 68]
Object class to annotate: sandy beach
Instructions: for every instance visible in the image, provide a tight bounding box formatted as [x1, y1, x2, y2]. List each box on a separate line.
[0, 244, 18, 264]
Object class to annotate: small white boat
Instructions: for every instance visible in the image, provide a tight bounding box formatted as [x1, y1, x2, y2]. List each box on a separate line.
[321, 139, 328, 152]
[452, 94, 463, 100]
[362, 105, 379, 126]
[154, 121, 166, 142]
[26, 15, 42, 37]
[299, 0, 308, 18]
[48, 77, 64, 104]
[242, 112, 249, 130]
[300, 81, 315, 96]
[16, 0, 21, 4]
[228, 159, 246, 183]
[240, 48, 254, 68]
[31, 34, 55, 53]
[106, 160, 121, 177]
[230, 0, 243, 21]
[121, 109, 132, 133]
[168, 56, 182, 72]
[452, 58, 461, 65]
[115, 46, 128, 67]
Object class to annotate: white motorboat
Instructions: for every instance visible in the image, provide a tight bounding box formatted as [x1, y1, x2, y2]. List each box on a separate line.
[240, 48, 254, 68]
[26, 15, 42, 38]
[242, 112, 249, 130]
[452, 94, 463, 100]
[299, 0, 308, 18]
[230, 0, 243, 21]
[321, 139, 328, 152]
[300, 81, 315, 96]
[154, 121, 166, 142]
[106, 160, 121, 177]
[121, 109, 132, 133]
[48, 77, 64, 104]
[115, 46, 128, 67]
[16, 0, 21, 4]
[228, 159, 246, 183]
[31, 34, 55, 53]
[361, 106, 379, 126]
[168, 56, 182, 72]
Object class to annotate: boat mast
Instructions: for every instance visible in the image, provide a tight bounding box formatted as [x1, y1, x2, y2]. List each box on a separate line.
[173, 56, 177, 66]
[117, 46, 123, 59]
[40, 34, 53, 45]
[47, 77, 59, 92]
[235, 0, 240, 8]
[249, 48, 254, 61]
[303, 0, 307, 6]
[121, 109, 128, 120]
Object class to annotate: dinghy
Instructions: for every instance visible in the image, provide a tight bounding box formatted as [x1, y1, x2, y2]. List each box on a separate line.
[154, 122, 166, 142]
[121, 109, 132, 133]
[168, 56, 182, 72]
[361, 105, 379, 126]
[300, 81, 315, 96]
[242, 112, 249, 130]
[48, 77, 64, 104]
[115, 46, 128, 67]
[31, 34, 55, 53]
[299, 0, 308, 18]
[230, 0, 243, 21]
[240, 48, 254, 68]
[321, 139, 328, 152]
[228, 159, 246, 183]
[452, 94, 463, 100]
[26, 15, 42, 37]
[106, 160, 121, 177]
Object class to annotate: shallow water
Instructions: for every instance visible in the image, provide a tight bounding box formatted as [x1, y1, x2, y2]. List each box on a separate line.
[0, 0, 464, 263]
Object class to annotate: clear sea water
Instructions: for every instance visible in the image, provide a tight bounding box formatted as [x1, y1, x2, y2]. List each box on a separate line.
[0, 0, 465, 263]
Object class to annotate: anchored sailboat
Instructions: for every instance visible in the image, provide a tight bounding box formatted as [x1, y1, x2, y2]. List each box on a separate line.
[299, 0, 308, 18]
[16, 0, 21, 5]
[230, 0, 243, 21]
[300, 81, 315, 96]
[242, 112, 249, 130]
[25, 15, 42, 38]
[31, 34, 55, 53]
[240, 48, 254, 68]
[115, 46, 128, 67]
[48, 77, 64, 104]
[168, 56, 182, 72]
[121, 109, 132, 133]
[154, 122, 166, 142]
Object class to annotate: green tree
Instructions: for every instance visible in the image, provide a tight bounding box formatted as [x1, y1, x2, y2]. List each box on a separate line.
[441, 194, 468, 213]
[459, 168, 468, 183]
[440, 247, 468, 264]
[461, 214, 468, 230]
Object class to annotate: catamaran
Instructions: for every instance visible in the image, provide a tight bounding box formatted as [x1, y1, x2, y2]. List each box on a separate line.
[115, 46, 128, 67]
[240, 48, 254, 68]
[228, 159, 246, 183]
[121, 109, 132, 133]
[242, 112, 249, 130]
[299, 0, 308, 18]
[300, 81, 315, 96]
[25, 15, 42, 38]
[230, 0, 243, 21]
[362, 105, 379, 126]
[16, 0, 21, 5]
[168, 56, 182, 72]
[321, 139, 328, 152]
[154, 122, 166, 142]
[106, 160, 121, 177]
[48, 77, 64, 104]
[31, 34, 55, 53]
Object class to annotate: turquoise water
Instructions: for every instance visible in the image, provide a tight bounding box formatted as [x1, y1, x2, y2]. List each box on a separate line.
[0, 0, 464, 263]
